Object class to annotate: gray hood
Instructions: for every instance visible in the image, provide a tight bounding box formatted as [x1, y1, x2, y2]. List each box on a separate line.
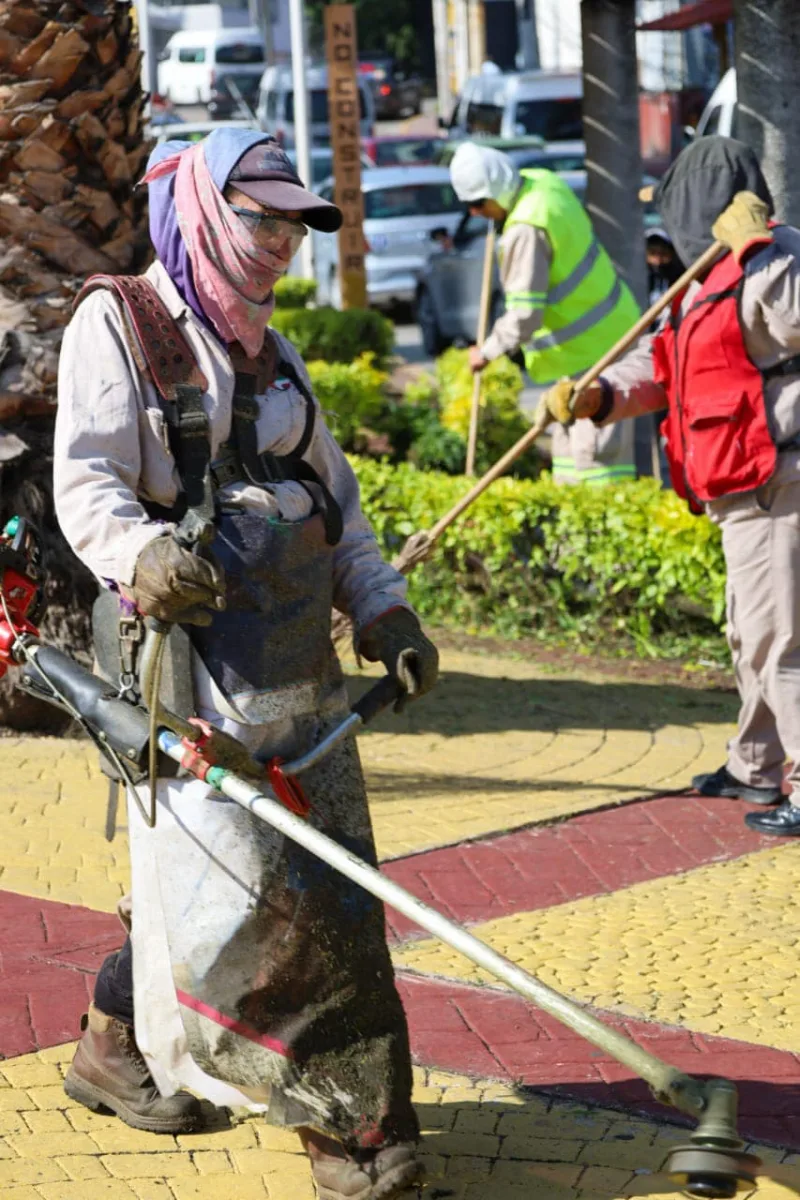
[654, 136, 773, 266]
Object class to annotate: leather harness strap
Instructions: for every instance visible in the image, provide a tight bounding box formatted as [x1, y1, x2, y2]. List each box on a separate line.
[76, 274, 209, 400]
[74, 273, 343, 546]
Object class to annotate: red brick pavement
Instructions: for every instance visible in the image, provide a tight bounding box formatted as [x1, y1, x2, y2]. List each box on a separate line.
[396, 973, 800, 1148]
[382, 793, 771, 941]
[0, 891, 121, 1058]
[1, 790, 795, 1150]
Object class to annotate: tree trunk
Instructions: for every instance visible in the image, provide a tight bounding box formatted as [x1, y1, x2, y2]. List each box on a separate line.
[734, 0, 800, 228]
[0, 0, 151, 730]
[580, 0, 647, 308]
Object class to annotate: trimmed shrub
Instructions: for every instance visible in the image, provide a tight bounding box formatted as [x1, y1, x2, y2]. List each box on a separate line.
[271, 306, 394, 366]
[274, 277, 318, 308]
[409, 348, 543, 478]
[307, 353, 387, 446]
[351, 456, 727, 658]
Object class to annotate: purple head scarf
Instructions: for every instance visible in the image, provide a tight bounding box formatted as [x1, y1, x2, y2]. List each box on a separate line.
[144, 129, 279, 328]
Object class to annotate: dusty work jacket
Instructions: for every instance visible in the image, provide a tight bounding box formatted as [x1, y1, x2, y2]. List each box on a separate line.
[54, 260, 408, 633]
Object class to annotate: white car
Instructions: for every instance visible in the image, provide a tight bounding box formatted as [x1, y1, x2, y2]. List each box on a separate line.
[256, 63, 375, 149]
[313, 167, 465, 310]
[157, 28, 265, 108]
[446, 69, 583, 148]
[150, 119, 257, 146]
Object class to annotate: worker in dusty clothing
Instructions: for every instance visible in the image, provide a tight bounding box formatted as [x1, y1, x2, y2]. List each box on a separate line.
[53, 129, 438, 1200]
[537, 136, 800, 838]
[449, 141, 640, 485]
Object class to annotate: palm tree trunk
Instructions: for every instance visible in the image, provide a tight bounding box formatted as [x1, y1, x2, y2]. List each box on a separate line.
[734, 0, 800, 228]
[0, 0, 151, 729]
[580, 0, 647, 308]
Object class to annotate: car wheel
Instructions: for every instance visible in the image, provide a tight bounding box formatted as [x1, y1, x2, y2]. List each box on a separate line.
[417, 287, 446, 357]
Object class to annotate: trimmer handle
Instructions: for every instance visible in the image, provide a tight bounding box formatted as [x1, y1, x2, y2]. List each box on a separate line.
[352, 675, 405, 725]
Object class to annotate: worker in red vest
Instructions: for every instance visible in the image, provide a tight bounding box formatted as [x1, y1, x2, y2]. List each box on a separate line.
[537, 136, 800, 836]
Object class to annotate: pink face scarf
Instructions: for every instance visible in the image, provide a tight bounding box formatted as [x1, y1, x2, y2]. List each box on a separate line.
[142, 142, 291, 358]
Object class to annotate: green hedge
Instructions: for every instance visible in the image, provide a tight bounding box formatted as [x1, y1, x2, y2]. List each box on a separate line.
[351, 457, 727, 658]
[307, 353, 387, 445]
[274, 277, 318, 308]
[271, 306, 394, 366]
[415, 348, 543, 478]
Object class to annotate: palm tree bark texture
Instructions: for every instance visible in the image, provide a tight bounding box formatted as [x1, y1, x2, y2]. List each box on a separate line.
[0, 0, 151, 729]
[579, 0, 647, 310]
[734, 0, 800, 230]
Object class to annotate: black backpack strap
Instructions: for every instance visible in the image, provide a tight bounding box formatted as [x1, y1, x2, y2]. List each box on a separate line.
[226, 341, 344, 545]
[763, 352, 800, 382]
[274, 356, 343, 544]
[162, 383, 215, 546]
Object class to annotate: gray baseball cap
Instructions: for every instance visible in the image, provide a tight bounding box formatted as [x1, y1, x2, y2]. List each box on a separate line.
[228, 140, 342, 233]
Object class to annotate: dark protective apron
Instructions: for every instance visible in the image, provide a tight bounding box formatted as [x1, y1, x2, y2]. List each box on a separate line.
[75, 273, 418, 1151]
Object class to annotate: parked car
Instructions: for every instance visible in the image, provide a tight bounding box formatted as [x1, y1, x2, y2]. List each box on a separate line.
[358, 56, 423, 119]
[432, 133, 545, 166]
[157, 28, 265, 108]
[208, 69, 261, 121]
[416, 171, 660, 355]
[446, 69, 583, 146]
[285, 147, 374, 191]
[506, 142, 586, 173]
[150, 119, 257, 146]
[313, 167, 464, 310]
[694, 68, 737, 139]
[362, 135, 444, 168]
[256, 63, 375, 148]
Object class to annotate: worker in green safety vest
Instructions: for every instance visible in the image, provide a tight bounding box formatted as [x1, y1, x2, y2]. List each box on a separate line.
[449, 142, 640, 485]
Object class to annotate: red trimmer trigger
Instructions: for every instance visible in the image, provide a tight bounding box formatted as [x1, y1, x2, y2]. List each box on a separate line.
[267, 758, 311, 818]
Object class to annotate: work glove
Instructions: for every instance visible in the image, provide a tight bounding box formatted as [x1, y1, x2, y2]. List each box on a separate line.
[534, 379, 604, 428]
[129, 534, 226, 627]
[711, 190, 773, 262]
[358, 608, 439, 713]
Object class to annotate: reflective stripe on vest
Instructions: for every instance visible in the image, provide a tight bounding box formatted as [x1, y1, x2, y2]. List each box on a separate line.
[547, 238, 601, 305]
[532, 279, 623, 351]
[551, 458, 637, 485]
[503, 170, 639, 385]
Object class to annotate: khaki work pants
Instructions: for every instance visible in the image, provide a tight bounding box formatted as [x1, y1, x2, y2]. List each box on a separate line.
[710, 478, 800, 796]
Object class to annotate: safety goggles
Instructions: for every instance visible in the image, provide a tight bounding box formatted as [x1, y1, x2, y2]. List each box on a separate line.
[228, 205, 309, 254]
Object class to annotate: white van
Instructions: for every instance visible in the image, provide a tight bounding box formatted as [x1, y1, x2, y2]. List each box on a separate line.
[256, 63, 375, 148]
[157, 28, 266, 108]
[695, 68, 737, 139]
[447, 70, 583, 146]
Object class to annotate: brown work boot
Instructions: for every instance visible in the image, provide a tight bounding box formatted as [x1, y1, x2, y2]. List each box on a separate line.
[63, 1004, 201, 1133]
[300, 1128, 424, 1199]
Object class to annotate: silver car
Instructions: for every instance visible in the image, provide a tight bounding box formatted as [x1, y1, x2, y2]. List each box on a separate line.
[314, 167, 465, 309]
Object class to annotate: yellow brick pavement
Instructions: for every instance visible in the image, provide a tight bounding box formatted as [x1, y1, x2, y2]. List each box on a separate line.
[0, 1044, 796, 1199]
[394, 843, 800, 1050]
[0, 650, 734, 909]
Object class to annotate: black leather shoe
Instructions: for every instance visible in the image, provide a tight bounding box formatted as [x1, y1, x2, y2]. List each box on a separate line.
[691, 764, 781, 806]
[745, 801, 800, 836]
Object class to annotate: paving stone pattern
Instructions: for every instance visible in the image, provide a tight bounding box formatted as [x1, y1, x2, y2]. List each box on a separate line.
[0, 647, 795, 1199]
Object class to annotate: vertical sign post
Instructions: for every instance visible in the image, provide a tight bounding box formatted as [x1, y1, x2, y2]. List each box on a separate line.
[324, 5, 367, 310]
[289, 0, 314, 279]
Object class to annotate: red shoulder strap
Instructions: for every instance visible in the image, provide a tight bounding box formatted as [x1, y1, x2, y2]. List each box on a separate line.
[75, 274, 208, 402]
